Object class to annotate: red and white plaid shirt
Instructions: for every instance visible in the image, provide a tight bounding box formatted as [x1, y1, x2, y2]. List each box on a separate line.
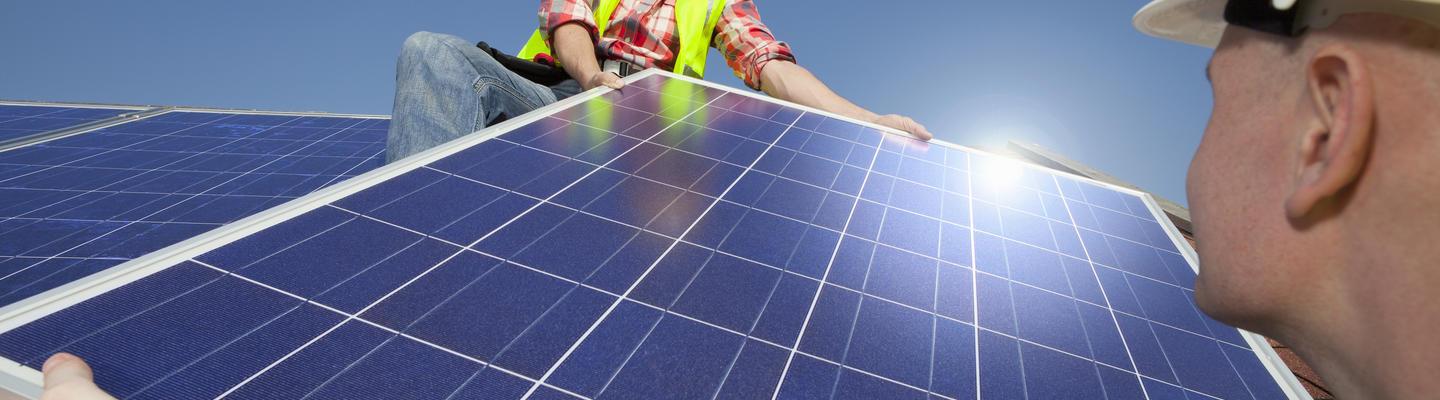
[538, 0, 795, 90]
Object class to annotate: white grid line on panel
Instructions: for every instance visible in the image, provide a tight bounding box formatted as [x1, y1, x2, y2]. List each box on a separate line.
[1053, 174, 1155, 400]
[521, 92, 783, 399]
[768, 112, 883, 399]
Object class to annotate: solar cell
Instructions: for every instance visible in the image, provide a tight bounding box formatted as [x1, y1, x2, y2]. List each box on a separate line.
[0, 110, 388, 308]
[0, 103, 143, 146]
[0, 71, 1303, 399]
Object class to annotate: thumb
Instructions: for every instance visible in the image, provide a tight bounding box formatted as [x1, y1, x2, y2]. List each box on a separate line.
[602, 73, 625, 90]
[909, 120, 934, 141]
[43, 353, 94, 390]
[42, 353, 113, 399]
[889, 116, 932, 141]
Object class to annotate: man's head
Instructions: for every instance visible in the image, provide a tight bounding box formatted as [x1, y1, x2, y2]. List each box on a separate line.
[1137, 0, 1440, 395]
[1189, 7, 1440, 326]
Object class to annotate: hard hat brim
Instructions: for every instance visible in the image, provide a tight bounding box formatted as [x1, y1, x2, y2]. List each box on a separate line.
[1134, 0, 1228, 48]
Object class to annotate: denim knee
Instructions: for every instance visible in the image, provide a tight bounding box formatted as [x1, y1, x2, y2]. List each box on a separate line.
[397, 31, 471, 73]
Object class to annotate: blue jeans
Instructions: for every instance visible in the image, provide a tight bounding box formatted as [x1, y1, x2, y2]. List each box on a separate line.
[386, 31, 583, 163]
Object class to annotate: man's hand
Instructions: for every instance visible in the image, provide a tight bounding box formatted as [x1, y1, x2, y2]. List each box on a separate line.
[41, 353, 114, 400]
[583, 71, 625, 91]
[552, 23, 623, 92]
[872, 114, 934, 141]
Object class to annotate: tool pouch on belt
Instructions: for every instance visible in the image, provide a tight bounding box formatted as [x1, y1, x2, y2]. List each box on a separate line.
[475, 41, 572, 86]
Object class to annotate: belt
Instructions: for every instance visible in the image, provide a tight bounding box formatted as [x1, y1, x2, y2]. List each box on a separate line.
[602, 59, 645, 78]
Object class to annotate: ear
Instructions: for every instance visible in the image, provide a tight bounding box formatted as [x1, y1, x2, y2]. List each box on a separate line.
[1285, 44, 1375, 220]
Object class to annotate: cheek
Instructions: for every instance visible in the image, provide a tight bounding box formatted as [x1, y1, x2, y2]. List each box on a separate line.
[1188, 113, 1252, 305]
[1188, 118, 1238, 248]
[1188, 99, 1290, 324]
[1187, 94, 1269, 245]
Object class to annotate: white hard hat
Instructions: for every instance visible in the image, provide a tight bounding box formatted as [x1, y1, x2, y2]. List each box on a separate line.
[1134, 0, 1440, 48]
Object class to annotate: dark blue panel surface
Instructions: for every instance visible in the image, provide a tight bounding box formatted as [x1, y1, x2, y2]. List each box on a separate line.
[547, 300, 662, 396]
[403, 262, 575, 360]
[595, 317, 745, 399]
[844, 298, 934, 388]
[223, 321, 391, 399]
[0, 75, 1293, 400]
[1021, 342, 1107, 400]
[133, 304, 343, 398]
[52, 276, 302, 397]
[671, 252, 781, 332]
[306, 336, 479, 399]
[775, 353, 840, 398]
[513, 212, 640, 281]
[492, 286, 614, 377]
[450, 367, 534, 400]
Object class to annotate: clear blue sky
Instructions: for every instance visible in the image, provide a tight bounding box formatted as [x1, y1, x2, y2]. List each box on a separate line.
[1, 0, 1213, 206]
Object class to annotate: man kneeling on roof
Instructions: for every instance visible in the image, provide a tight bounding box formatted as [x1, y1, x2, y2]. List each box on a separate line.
[382, 0, 933, 163]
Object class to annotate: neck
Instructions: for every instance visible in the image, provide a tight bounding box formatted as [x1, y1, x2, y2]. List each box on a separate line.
[1284, 241, 1440, 399]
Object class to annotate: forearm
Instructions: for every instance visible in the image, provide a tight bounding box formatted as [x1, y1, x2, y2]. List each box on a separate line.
[759, 61, 878, 122]
[552, 23, 603, 84]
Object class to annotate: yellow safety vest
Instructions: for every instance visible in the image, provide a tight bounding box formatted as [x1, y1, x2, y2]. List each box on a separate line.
[518, 0, 727, 78]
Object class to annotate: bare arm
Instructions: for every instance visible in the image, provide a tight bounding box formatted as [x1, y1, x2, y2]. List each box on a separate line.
[760, 61, 932, 141]
[552, 23, 624, 91]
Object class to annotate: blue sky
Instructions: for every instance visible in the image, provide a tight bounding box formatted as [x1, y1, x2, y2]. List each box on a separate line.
[1, 0, 1213, 205]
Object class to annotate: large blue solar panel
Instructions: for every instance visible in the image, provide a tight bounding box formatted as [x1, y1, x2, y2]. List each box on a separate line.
[0, 110, 388, 308]
[0, 104, 142, 146]
[0, 71, 1302, 399]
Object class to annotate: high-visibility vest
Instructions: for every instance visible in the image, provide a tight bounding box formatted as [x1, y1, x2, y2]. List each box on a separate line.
[518, 0, 727, 78]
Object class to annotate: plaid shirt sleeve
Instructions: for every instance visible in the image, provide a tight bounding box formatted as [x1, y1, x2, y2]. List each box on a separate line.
[713, 0, 795, 90]
[539, 0, 599, 48]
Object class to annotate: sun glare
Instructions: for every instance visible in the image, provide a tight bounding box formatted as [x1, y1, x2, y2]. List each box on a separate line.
[976, 156, 1026, 190]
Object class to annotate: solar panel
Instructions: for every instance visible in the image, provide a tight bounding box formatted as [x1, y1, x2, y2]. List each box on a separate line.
[0, 109, 388, 308]
[0, 71, 1306, 399]
[0, 103, 144, 146]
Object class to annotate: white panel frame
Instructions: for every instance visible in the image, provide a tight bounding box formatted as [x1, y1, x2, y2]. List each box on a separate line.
[0, 69, 1309, 399]
[0, 102, 155, 151]
[0, 100, 389, 119]
[0, 104, 390, 154]
[151, 107, 391, 119]
[0, 101, 149, 111]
